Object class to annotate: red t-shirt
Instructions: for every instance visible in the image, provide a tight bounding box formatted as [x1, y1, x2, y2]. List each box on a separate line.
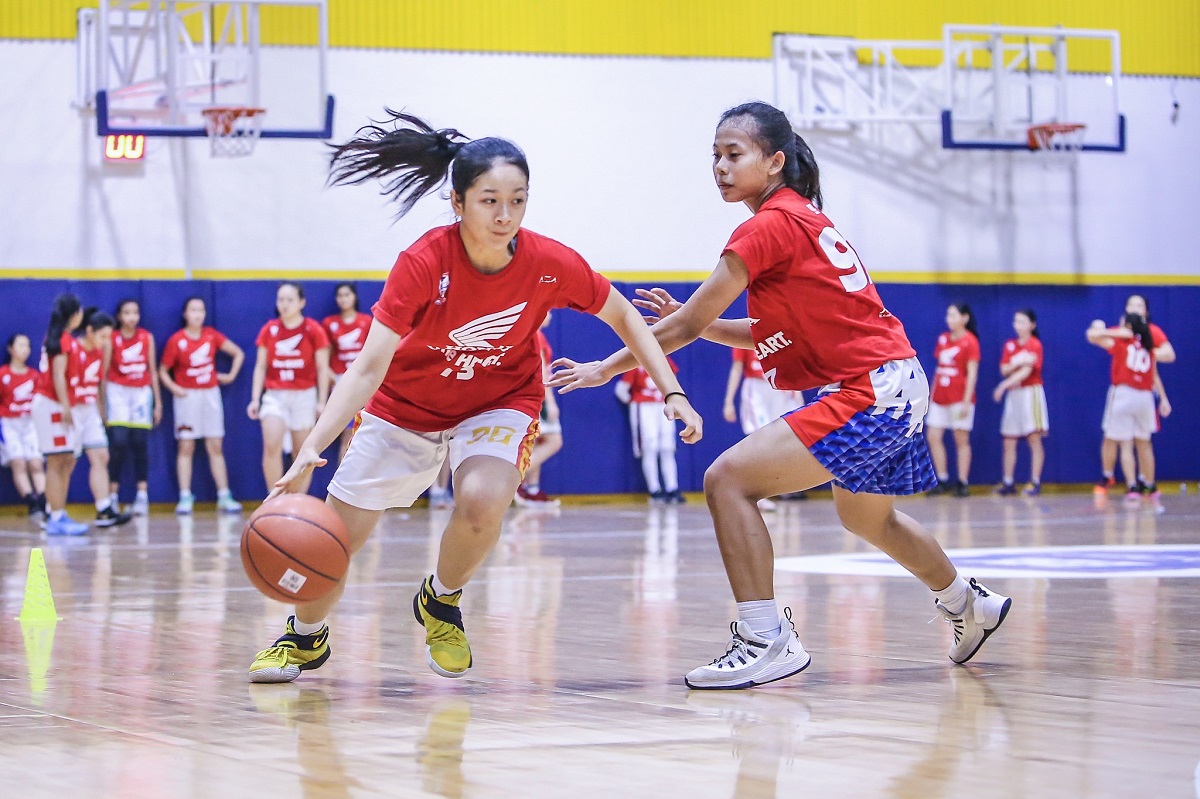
[722, 188, 915, 391]
[1000, 337, 1044, 387]
[72, 344, 104, 405]
[255, 318, 329, 391]
[0, 365, 38, 418]
[368, 225, 611, 432]
[162, 327, 229, 389]
[1109, 337, 1155, 390]
[1149, 323, 1168, 349]
[733, 347, 766, 380]
[322, 312, 373, 376]
[931, 331, 981, 404]
[620, 359, 680, 404]
[36, 333, 86, 403]
[108, 328, 154, 388]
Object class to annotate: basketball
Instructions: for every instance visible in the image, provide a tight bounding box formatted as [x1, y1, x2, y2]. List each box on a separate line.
[241, 494, 350, 603]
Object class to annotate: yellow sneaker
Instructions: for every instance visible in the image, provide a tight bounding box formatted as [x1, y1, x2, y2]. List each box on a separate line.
[413, 576, 472, 678]
[248, 616, 331, 684]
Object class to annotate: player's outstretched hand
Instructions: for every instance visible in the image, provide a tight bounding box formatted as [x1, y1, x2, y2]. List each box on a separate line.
[665, 395, 703, 443]
[266, 446, 327, 501]
[632, 288, 683, 325]
[547, 358, 608, 394]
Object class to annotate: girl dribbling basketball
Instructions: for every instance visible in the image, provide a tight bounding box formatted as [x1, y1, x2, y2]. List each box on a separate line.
[248, 111, 700, 684]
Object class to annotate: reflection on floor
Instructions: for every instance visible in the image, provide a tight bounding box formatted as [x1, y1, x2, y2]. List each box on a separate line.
[1, 493, 1198, 798]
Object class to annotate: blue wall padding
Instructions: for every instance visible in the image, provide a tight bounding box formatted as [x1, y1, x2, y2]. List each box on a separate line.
[0, 279, 1194, 504]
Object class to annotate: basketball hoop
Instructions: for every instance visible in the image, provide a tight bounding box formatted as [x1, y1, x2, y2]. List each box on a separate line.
[1027, 122, 1086, 153]
[201, 106, 266, 157]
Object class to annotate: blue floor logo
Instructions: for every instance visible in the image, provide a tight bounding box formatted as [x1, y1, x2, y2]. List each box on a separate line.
[775, 545, 1200, 579]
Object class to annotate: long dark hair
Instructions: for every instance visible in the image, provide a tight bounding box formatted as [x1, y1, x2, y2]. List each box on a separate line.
[1017, 308, 1040, 339]
[1126, 293, 1152, 322]
[115, 298, 140, 329]
[3, 333, 29, 366]
[718, 101, 823, 209]
[83, 308, 115, 332]
[45, 293, 82, 357]
[1124, 312, 1153, 351]
[335, 281, 360, 312]
[950, 302, 979, 338]
[180, 296, 206, 329]
[327, 109, 530, 218]
[274, 281, 306, 319]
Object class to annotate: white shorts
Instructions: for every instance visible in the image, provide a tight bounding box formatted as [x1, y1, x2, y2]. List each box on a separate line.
[630, 402, 676, 457]
[259, 388, 318, 432]
[328, 408, 539, 511]
[1102, 385, 1156, 442]
[173, 387, 225, 440]
[738, 378, 802, 435]
[107, 382, 154, 429]
[32, 395, 108, 456]
[1000, 385, 1049, 438]
[0, 416, 40, 464]
[926, 401, 976, 432]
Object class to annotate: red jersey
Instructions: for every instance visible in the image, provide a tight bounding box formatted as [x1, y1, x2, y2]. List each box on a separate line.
[1109, 337, 1155, 390]
[1000, 337, 1044, 387]
[255, 317, 329, 391]
[322, 312, 373, 376]
[108, 328, 154, 388]
[35, 333, 85, 403]
[733, 347, 766, 380]
[1149, 323, 1168, 349]
[72, 344, 104, 405]
[722, 188, 915, 391]
[0, 365, 38, 418]
[620, 360, 680, 404]
[162, 327, 229, 389]
[368, 225, 611, 432]
[931, 331, 981, 404]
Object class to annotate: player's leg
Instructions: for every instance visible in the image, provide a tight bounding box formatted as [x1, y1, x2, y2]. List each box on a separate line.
[1134, 438, 1157, 497]
[205, 437, 240, 513]
[80, 406, 130, 526]
[656, 409, 682, 503]
[1026, 433, 1045, 494]
[436, 455, 522, 588]
[175, 436, 196, 514]
[953, 429, 973, 493]
[1117, 439, 1138, 498]
[129, 426, 150, 514]
[998, 437, 1018, 493]
[926, 425, 949, 492]
[260, 414, 286, 489]
[106, 424, 130, 506]
[289, 426, 314, 494]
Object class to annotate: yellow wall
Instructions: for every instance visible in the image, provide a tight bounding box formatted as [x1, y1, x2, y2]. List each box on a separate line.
[5, 1, 1197, 76]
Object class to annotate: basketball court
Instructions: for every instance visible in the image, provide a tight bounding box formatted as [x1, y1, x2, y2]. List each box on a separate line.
[2, 494, 1199, 797]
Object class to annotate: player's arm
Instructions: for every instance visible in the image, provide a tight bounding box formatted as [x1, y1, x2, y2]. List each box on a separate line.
[219, 339, 245, 384]
[632, 287, 753, 348]
[247, 345, 268, 420]
[51, 353, 73, 426]
[148, 335, 163, 427]
[270, 320, 402, 496]
[723, 359, 744, 423]
[1154, 340, 1176, 364]
[315, 345, 332, 411]
[992, 365, 1032, 402]
[1152, 365, 1171, 418]
[962, 359, 979, 408]
[159, 362, 185, 398]
[593, 289, 702, 443]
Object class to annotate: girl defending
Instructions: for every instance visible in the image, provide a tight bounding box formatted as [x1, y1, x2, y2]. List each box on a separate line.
[249, 111, 700, 683]
[552, 102, 1011, 689]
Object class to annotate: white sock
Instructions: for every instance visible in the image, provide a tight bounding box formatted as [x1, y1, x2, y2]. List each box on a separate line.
[737, 599, 782, 639]
[217, 489, 231, 499]
[136, 489, 148, 502]
[937, 471, 950, 482]
[96, 499, 111, 512]
[659, 451, 678, 493]
[50, 509, 65, 522]
[292, 617, 326, 635]
[933, 575, 969, 615]
[640, 452, 662, 493]
[431, 574, 458, 596]
[180, 490, 194, 499]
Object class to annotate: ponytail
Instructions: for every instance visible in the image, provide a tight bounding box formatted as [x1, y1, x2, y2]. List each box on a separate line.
[45, 292, 82, 357]
[1124, 313, 1154, 351]
[719, 101, 823, 209]
[328, 109, 530, 218]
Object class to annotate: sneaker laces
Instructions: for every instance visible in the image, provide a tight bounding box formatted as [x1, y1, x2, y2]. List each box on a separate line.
[707, 622, 753, 667]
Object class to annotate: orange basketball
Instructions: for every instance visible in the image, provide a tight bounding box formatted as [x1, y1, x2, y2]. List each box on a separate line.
[241, 494, 350, 603]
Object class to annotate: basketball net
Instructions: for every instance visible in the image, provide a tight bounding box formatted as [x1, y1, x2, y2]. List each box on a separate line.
[1026, 122, 1085, 166]
[201, 107, 266, 158]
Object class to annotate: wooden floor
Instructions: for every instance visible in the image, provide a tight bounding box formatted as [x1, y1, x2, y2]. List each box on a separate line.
[2, 492, 1199, 798]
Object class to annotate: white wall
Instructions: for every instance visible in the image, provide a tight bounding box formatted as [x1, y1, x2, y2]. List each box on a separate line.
[0, 41, 1197, 279]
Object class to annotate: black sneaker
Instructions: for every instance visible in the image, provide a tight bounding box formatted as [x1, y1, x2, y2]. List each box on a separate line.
[649, 490, 667, 504]
[667, 489, 686, 504]
[95, 505, 133, 528]
[954, 482, 971, 498]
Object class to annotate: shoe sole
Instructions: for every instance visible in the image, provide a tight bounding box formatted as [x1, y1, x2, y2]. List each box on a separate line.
[952, 598, 1013, 665]
[684, 653, 812, 691]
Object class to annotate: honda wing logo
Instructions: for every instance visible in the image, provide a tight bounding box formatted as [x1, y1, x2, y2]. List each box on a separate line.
[13, 381, 34, 401]
[337, 329, 363, 349]
[84, 360, 102, 384]
[189, 342, 213, 367]
[437, 302, 527, 381]
[275, 333, 303, 355]
[121, 341, 144, 362]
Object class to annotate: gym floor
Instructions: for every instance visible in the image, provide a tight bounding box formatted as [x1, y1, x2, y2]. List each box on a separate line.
[1, 492, 1198, 798]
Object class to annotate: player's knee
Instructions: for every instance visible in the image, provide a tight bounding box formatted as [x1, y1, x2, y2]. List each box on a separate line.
[703, 454, 743, 499]
[204, 437, 224, 457]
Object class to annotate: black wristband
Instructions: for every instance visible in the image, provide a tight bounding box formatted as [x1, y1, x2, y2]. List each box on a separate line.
[663, 391, 687, 402]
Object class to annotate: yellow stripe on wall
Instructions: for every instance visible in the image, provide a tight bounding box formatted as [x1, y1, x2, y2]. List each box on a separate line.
[4, 1, 1198, 77]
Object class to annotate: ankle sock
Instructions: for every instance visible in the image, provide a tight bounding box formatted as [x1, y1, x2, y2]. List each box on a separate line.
[50, 509, 66, 522]
[292, 617, 326, 636]
[431, 574, 458, 597]
[934, 575, 969, 616]
[737, 599, 782, 638]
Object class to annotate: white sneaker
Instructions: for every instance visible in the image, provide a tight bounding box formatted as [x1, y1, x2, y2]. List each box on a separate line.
[685, 610, 811, 690]
[217, 494, 243, 514]
[132, 496, 149, 516]
[175, 493, 195, 515]
[937, 578, 1012, 664]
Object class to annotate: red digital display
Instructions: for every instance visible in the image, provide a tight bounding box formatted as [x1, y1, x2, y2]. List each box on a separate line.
[103, 134, 146, 161]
